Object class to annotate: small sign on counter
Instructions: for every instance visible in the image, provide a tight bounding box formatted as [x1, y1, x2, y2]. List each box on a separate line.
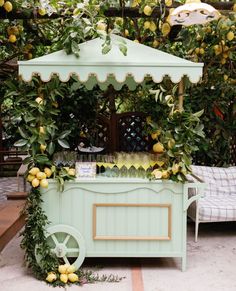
[76, 162, 96, 178]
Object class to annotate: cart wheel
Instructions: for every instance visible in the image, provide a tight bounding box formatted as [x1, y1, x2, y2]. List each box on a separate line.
[36, 224, 86, 270]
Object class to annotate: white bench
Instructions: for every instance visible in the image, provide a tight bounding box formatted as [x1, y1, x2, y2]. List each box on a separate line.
[188, 165, 236, 242]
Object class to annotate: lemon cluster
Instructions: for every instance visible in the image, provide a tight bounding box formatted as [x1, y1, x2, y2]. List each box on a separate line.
[63, 167, 76, 176]
[46, 264, 79, 284]
[27, 167, 52, 188]
[0, 1, 13, 12]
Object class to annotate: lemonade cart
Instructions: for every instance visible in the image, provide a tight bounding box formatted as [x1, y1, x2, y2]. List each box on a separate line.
[18, 34, 204, 271]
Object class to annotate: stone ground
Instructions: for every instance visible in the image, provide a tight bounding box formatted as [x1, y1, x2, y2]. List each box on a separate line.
[0, 177, 236, 291]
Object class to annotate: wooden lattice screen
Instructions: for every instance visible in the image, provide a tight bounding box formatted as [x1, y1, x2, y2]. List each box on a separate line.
[93, 112, 150, 153]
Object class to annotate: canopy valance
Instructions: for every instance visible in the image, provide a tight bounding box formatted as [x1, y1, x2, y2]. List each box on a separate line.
[18, 34, 203, 90]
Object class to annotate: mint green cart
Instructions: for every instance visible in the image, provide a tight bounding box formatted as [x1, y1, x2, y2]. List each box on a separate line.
[40, 177, 204, 271]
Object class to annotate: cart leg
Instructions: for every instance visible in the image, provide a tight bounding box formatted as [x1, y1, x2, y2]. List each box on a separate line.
[182, 256, 186, 272]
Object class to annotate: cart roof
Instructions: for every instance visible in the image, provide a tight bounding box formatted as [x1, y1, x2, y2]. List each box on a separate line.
[18, 34, 203, 90]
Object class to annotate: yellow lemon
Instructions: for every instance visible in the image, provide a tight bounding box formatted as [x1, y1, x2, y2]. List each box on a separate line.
[151, 130, 161, 140]
[152, 39, 159, 48]
[172, 163, 179, 175]
[133, 39, 139, 43]
[152, 169, 162, 179]
[144, 21, 150, 30]
[227, 31, 234, 41]
[162, 170, 169, 179]
[44, 167, 52, 178]
[233, 4, 236, 12]
[36, 171, 46, 180]
[153, 142, 164, 153]
[68, 273, 79, 283]
[58, 264, 69, 274]
[40, 178, 48, 188]
[39, 126, 45, 134]
[68, 169, 76, 176]
[149, 21, 157, 32]
[124, 29, 129, 36]
[60, 273, 68, 284]
[46, 272, 57, 283]
[96, 22, 106, 31]
[3, 1, 12, 12]
[221, 58, 226, 65]
[195, 47, 200, 55]
[165, 0, 172, 6]
[40, 144, 46, 152]
[27, 174, 35, 182]
[35, 97, 43, 104]
[199, 48, 205, 55]
[0, 0, 4, 7]
[32, 178, 40, 188]
[143, 5, 152, 16]
[38, 8, 46, 16]
[223, 74, 229, 81]
[67, 265, 77, 274]
[8, 34, 16, 43]
[161, 22, 171, 37]
[29, 167, 40, 176]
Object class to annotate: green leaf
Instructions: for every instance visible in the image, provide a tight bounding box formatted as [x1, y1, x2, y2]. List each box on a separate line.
[23, 157, 33, 165]
[118, 43, 127, 56]
[102, 44, 112, 55]
[14, 139, 28, 147]
[59, 130, 71, 139]
[47, 142, 55, 156]
[35, 154, 50, 164]
[18, 127, 29, 139]
[58, 139, 70, 149]
[193, 109, 204, 118]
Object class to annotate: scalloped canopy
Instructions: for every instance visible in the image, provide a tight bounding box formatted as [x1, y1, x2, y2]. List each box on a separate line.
[18, 34, 203, 90]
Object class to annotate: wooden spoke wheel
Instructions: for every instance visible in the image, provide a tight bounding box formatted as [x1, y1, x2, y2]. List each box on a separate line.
[36, 224, 86, 269]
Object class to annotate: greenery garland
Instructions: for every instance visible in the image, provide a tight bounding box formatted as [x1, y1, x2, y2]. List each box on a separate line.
[20, 187, 58, 279]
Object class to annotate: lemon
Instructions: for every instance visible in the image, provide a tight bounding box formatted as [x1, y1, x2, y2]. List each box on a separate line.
[4, 1, 12, 12]
[60, 274, 68, 284]
[36, 171, 47, 180]
[8, 34, 16, 43]
[40, 178, 48, 188]
[39, 126, 45, 134]
[199, 48, 205, 55]
[29, 167, 40, 176]
[161, 23, 171, 37]
[68, 273, 79, 283]
[143, 5, 152, 16]
[152, 39, 159, 48]
[227, 31, 234, 41]
[35, 97, 43, 104]
[131, 0, 139, 7]
[44, 167, 52, 178]
[195, 47, 200, 55]
[124, 29, 129, 36]
[58, 264, 69, 274]
[0, 0, 4, 7]
[7, 26, 19, 35]
[223, 74, 229, 81]
[165, 0, 172, 7]
[162, 170, 169, 179]
[172, 163, 179, 175]
[46, 272, 57, 283]
[96, 22, 106, 31]
[32, 178, 40, 188]
[221, 58, 226, 65]
[149, 21, 157, 32]
[67, 265, 77, 274]
[152, 169, 162, 179]
[144, 21, 150, 30]
[68, 169, 76, 176]
[40, 144, 46, 152]
[146, 116, 152, 124]
[38, 8, 46, 16]
[151, 130, 161, 140]
[27, 174, 35, 182]
[153, 142, 164, 153]
[133, 39, 139, 43]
